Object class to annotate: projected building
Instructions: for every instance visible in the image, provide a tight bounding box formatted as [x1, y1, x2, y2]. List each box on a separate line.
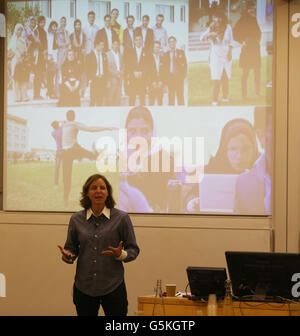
[30, 148, 56, 162]
[6, 114, 29, 160]
[15, 0, 188, 32]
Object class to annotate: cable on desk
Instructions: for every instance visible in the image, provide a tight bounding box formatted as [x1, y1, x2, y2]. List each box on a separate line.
[235, 295, 300, 316]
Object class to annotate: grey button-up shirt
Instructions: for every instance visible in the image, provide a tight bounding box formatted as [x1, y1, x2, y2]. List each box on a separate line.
[63, 207, 139, 297]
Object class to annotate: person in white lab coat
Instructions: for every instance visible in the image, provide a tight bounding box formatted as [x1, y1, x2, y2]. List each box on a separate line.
[201, 10, 234, 106]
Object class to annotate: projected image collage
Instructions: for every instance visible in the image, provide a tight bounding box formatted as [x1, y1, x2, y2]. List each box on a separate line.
[5, 0, 273, 215]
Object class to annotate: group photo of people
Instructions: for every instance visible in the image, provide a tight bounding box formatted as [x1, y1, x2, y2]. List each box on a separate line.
[188, 0, 273, 106]
[7, 3, 188, 107]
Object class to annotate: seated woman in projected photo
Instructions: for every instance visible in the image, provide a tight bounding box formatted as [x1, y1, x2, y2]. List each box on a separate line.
[118, 106, 176, 213]
[58, 48, 81, 107]
[183, 118, 260, 212]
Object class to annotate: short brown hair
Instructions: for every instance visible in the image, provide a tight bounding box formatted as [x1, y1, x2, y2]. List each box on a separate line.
[80, 174, 116, 210]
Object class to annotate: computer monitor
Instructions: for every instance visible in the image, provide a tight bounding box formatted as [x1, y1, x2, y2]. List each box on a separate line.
[225, 251, 300, 301]
[186, 266, 227, 300]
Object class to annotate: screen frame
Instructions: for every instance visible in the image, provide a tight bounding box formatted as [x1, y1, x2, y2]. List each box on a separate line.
[2, 0, 275, 217]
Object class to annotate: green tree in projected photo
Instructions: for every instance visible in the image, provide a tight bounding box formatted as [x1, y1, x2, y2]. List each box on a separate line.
[7, 2, 41, 37]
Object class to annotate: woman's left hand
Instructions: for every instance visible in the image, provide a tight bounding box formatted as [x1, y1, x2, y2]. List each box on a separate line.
[101, 241, 123, 258]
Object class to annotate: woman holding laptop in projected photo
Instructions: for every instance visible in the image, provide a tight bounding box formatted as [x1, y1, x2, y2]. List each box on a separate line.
[58, 174, 139, 316]
[184, 118, 260, 212]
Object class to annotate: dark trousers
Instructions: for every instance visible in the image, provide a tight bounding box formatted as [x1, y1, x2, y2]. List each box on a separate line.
[73, 281, 128, 316]
[47, 64, 59, 98]
[108, 77, 122, 106]
[167, 74, 184, 105]
[128, 78, 145, 106]
[58, 82, 81, 107]
[212, 70, 229, 102]
[241, 66, 261, 99]
[34, 58, 46, 99]
[149, 85, 163, 106]
[62, 143, 95, 205]
[90, 76, 107, 106]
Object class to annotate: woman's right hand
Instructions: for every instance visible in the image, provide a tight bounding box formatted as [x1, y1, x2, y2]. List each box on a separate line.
[57, 245, 76, 261]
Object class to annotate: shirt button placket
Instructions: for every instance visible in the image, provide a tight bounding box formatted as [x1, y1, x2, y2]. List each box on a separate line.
[92, 218, 101, 282]
[92, 222, 100, 280]
[93, 226, 98, 279]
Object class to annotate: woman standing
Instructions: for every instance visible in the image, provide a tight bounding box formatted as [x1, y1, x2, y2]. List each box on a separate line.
[201, 11, 234, 106]
[23, 16, 39, 65]
[47, 20, 59, 99]
[8, 23, 29, 102]
[58, 174, 139, 316]
[56, 16, 70, 96]
[70, 19, 86, 97]
[23, 16, 40, 99]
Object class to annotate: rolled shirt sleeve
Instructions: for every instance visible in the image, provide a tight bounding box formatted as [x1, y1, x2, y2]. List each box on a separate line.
[118, 213, 140, 263]
[63, 213, 80, 263]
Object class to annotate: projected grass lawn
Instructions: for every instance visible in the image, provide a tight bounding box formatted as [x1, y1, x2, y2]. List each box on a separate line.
[188, 56, 273, 106]
[6, 162, 119, 212]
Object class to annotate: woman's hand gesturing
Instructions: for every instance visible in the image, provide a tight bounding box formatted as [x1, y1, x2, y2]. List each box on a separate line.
[101, 241, 123, 258]
[58, 245, 76, 262]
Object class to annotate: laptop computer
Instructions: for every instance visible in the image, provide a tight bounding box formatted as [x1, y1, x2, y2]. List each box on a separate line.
[186, 266, 227, 300]
[199, 174, 238, 213]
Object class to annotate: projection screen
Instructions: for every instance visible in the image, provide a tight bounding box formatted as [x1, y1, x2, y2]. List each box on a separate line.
[4, 0, 273, 214]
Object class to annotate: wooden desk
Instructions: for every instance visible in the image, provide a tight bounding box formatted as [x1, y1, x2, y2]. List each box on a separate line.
[138, 295, 300, 316]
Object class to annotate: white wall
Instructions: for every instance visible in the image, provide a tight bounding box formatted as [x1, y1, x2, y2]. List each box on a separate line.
[0, 212, 272, 316]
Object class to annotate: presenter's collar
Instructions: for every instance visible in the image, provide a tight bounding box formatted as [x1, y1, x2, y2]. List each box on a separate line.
[86, 206, 111, 220]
